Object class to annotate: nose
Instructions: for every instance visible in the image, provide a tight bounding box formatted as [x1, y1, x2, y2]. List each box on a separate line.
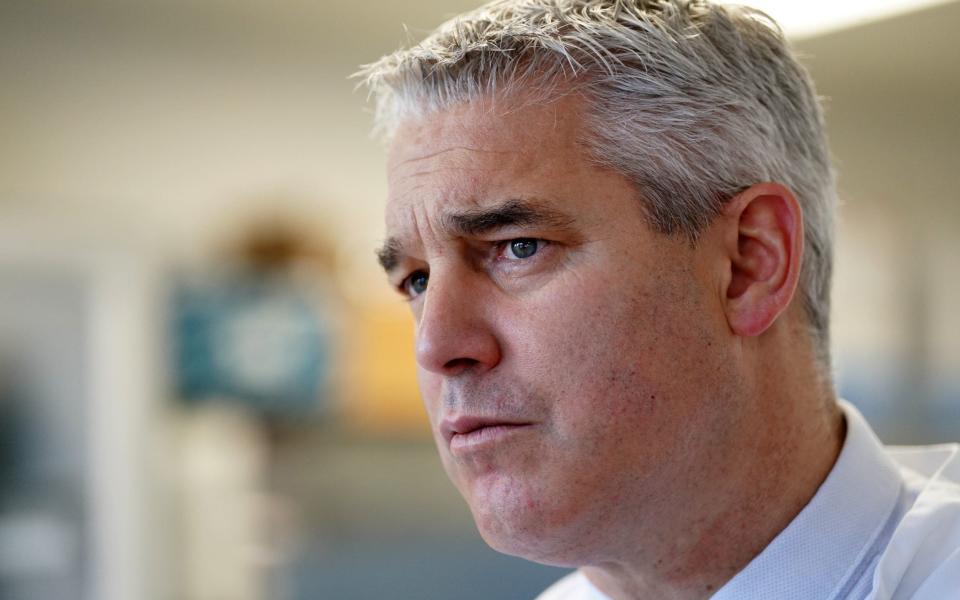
[414, 269, 501, 376]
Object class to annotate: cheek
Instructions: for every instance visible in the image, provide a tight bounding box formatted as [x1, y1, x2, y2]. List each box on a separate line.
[517, 268, 711, 435]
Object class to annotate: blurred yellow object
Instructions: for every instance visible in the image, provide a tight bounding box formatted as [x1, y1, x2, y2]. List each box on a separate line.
[344, 302, 429, 436]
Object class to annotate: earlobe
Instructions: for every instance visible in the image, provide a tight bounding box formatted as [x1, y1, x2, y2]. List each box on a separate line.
[723, 183, 803, 338]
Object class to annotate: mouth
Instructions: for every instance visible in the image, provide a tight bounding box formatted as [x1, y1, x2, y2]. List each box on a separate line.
[441, 416, 534, 453]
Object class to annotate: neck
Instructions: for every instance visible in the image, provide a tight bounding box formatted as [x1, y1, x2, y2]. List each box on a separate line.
[584, 338, 845, 600]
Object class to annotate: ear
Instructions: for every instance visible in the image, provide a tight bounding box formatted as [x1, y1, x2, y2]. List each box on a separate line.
[722, 182, 803, 338]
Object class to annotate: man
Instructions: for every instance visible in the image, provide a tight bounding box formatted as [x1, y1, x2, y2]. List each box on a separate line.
[361, 1, 960, 598]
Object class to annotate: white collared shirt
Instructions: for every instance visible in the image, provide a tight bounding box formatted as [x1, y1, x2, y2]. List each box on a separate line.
[536, 401, 960, 599]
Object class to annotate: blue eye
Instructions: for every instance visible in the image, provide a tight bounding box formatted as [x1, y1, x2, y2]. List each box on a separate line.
[404, 271, 429, 297]
[507, 238, 539, 259]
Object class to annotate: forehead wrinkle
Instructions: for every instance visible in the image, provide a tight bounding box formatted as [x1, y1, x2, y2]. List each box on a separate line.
[381, 187, 457, 276]
[390, 145, 513, 174]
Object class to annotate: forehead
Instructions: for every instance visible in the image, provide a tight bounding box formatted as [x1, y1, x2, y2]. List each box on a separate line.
[388, 92, 586, 167]
[384, 93, 594, 236]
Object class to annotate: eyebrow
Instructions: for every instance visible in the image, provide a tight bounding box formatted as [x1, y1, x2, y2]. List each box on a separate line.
[376, 238, 404, 274]
[376, 198, 574, 274]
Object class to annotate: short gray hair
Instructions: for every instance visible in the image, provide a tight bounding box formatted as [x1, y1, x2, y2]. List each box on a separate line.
[359, 0, 837, 364]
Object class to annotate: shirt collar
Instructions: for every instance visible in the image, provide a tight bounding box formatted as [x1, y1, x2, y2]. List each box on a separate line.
[711, 400, 904, 600]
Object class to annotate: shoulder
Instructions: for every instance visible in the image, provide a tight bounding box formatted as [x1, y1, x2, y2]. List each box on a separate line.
[872, 444, 960, 599]
[534, 571, 607, 600]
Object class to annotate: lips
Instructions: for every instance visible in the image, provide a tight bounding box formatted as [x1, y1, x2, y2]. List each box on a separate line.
[441, 416, 534, 453]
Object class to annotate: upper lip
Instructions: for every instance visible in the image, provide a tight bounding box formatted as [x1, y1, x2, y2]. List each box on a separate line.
[440, 416, 532, 445]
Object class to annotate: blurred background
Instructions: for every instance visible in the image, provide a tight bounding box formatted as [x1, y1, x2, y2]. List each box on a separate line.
[0, 0, 957, 599]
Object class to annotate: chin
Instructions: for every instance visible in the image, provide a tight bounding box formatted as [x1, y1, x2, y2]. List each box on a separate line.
[467, 489, 595, 568]
[477, 519, 589, 568]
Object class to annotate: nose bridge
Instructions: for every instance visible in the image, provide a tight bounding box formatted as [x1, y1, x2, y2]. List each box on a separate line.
[415, 263, 501, 375]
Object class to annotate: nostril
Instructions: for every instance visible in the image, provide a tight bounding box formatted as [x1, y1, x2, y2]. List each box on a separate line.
[444, 357, 481, 372]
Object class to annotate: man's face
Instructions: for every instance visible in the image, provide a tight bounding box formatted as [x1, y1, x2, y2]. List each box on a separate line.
[382, 94, 746, 565]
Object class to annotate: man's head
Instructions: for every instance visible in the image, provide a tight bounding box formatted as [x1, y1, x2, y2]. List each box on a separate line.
[364, 0, 840, 576]
[364, 0, 836, 359]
